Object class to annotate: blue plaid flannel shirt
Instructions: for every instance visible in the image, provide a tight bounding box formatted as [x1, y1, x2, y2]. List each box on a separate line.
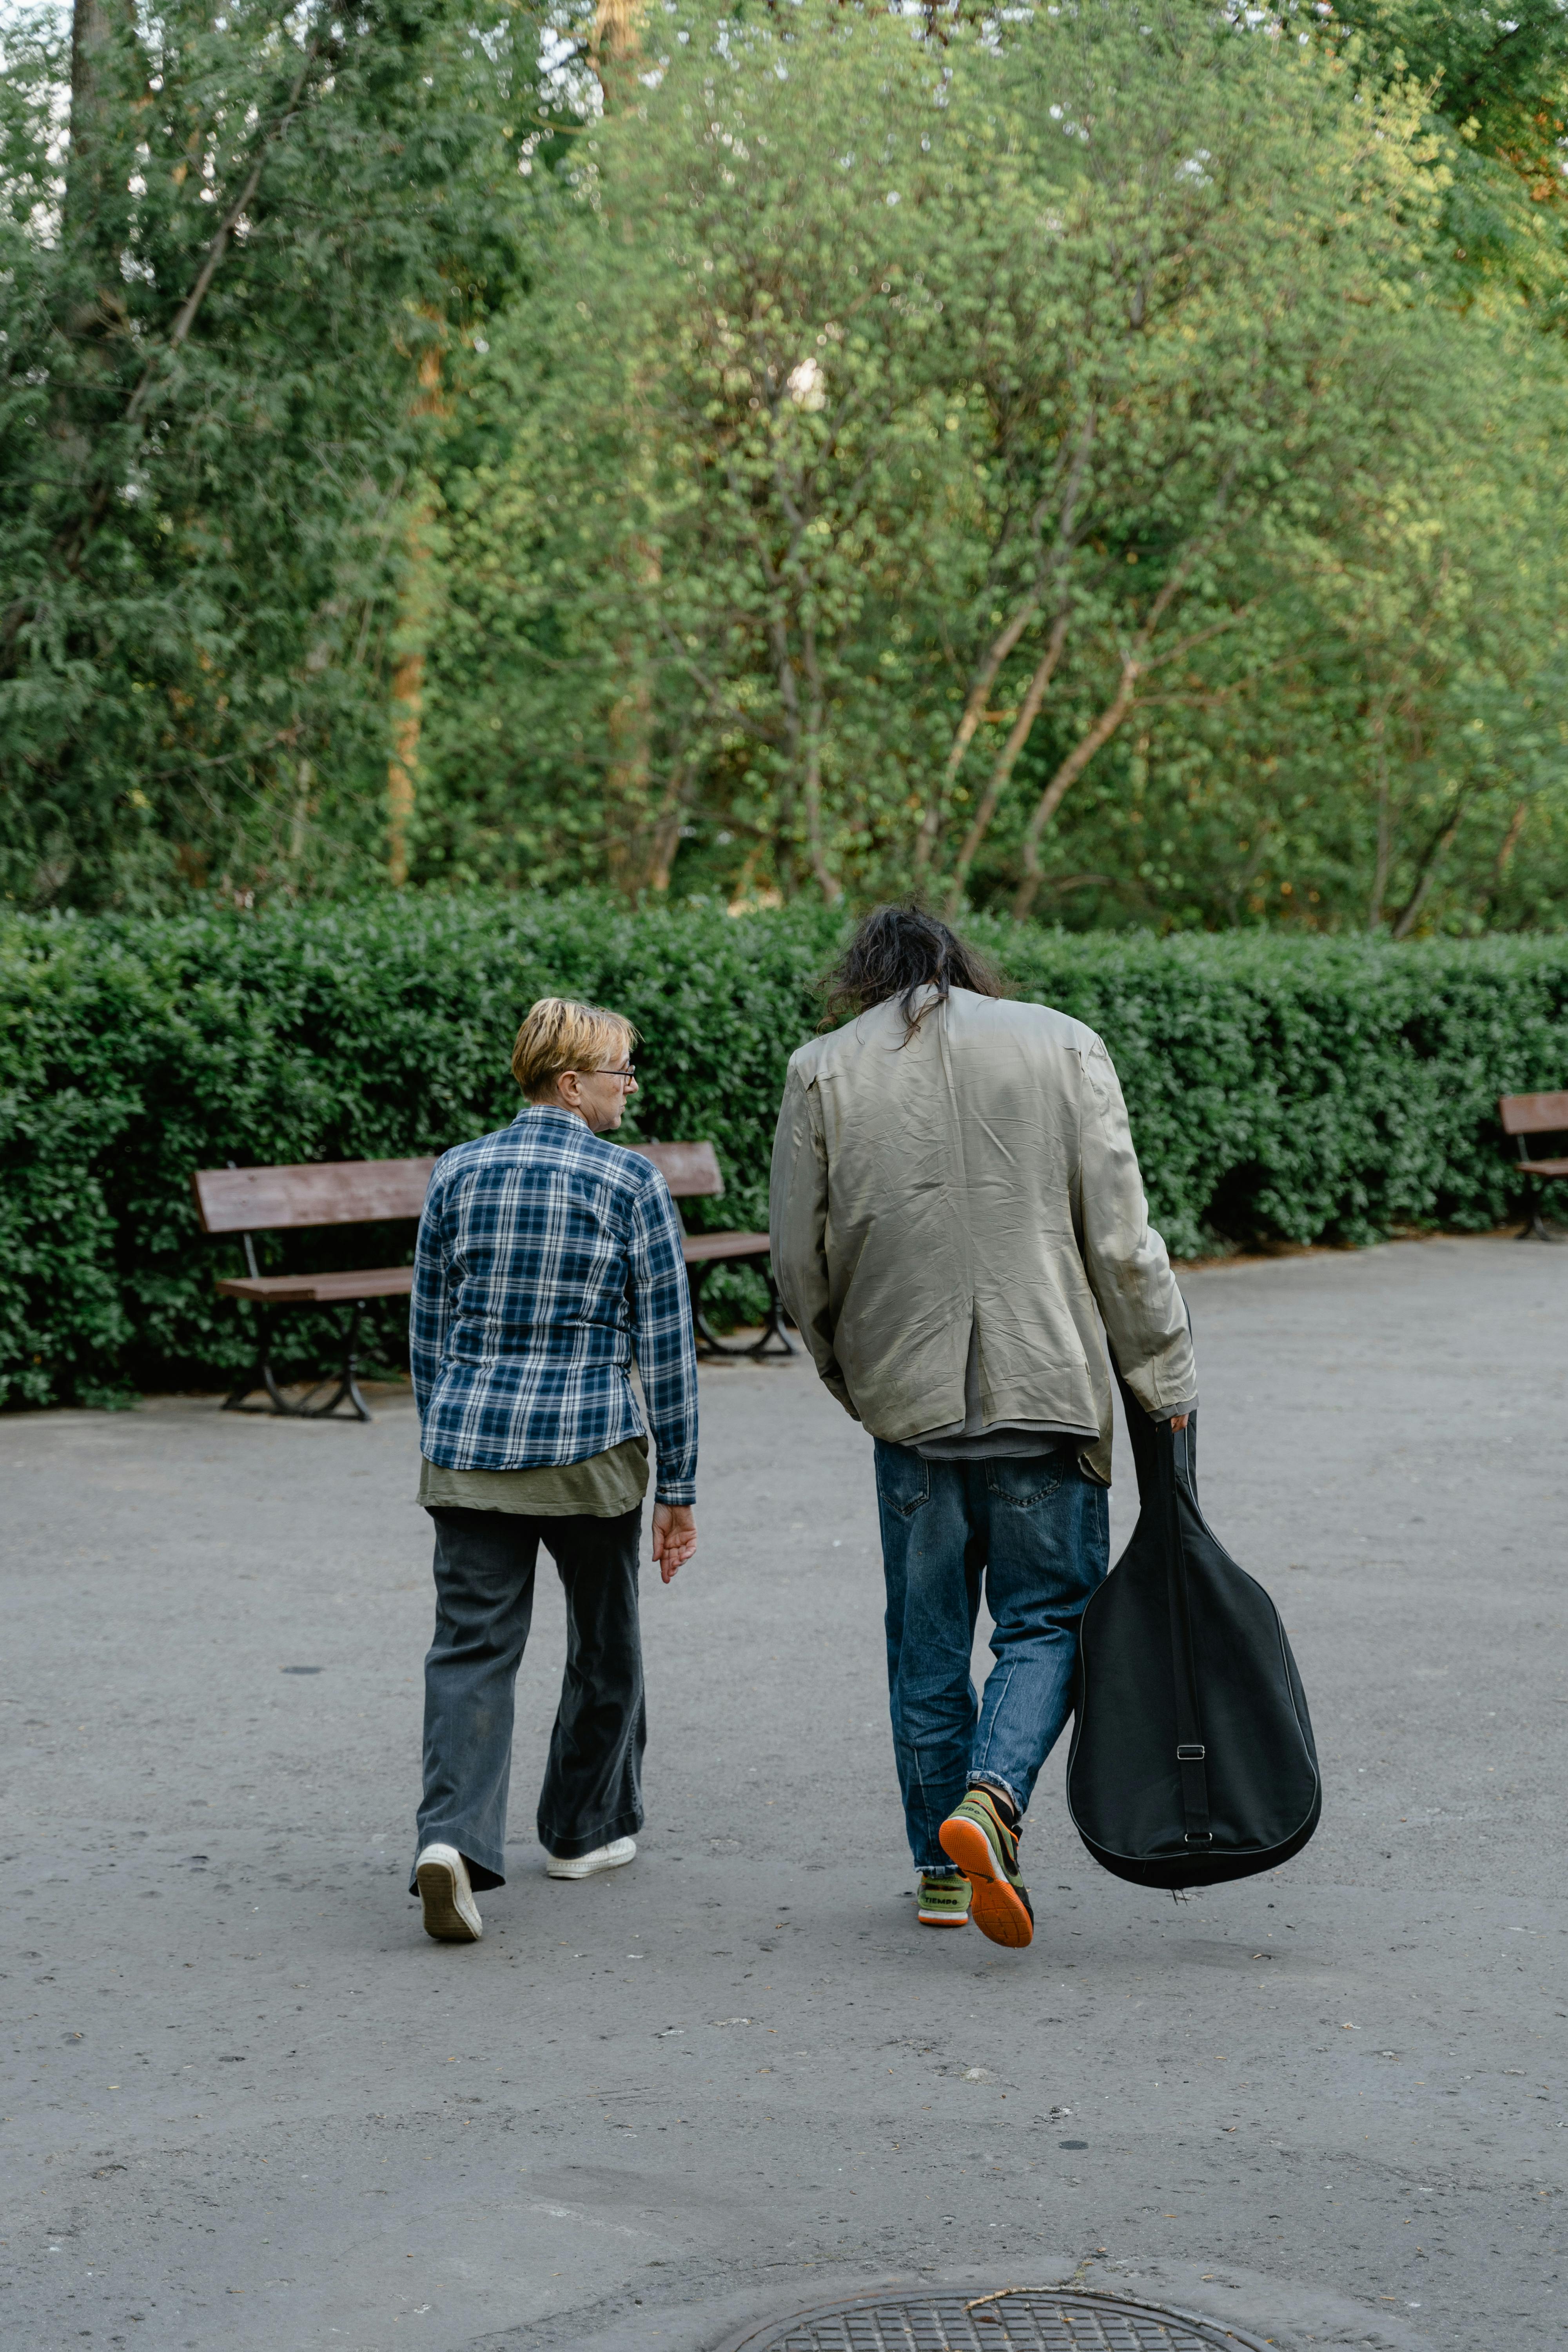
[409, 1105, 699, 1505]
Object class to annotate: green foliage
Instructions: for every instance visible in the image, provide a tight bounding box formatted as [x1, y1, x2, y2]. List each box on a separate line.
[4, 0, 1567, 929]
[3, 895, 1565, 1408]
[417, 0, 1568, 930]
[0, 0, 535, 909]
[1332, 0, 1568, 312]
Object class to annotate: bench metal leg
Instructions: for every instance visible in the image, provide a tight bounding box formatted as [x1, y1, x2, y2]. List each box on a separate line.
[223, 1308, 292, 1415]
[292, 1303, 374, 1421]
[687, 1259, 795, 1361]
[222, 1303, 375, 1419]
[1517, 1176, 1564, 1243]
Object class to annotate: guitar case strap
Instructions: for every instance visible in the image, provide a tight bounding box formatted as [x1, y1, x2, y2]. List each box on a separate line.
[1160, 1421, 1212, 1847]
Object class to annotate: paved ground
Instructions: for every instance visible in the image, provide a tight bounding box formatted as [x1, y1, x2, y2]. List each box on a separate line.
[4, 1235, 1566, 2352]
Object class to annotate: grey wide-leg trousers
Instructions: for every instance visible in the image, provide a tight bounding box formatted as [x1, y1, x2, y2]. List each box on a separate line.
[410, 1503, 645, 1888]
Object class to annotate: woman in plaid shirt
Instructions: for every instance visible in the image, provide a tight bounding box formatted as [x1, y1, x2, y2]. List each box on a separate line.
[408, 997, 699, 1944]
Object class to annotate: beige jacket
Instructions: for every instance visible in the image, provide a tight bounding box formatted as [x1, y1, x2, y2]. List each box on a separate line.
[768, 987, 1194, 1482]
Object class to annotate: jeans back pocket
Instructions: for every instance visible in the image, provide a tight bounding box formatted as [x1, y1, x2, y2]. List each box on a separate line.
[874, 1443, 931, 1520]
[984, 1451, 1069, 1509]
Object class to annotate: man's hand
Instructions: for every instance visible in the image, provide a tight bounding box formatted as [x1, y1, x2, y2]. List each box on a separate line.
[652, 1503, 697, 1584]
[1170, 1414, 1189, 1431]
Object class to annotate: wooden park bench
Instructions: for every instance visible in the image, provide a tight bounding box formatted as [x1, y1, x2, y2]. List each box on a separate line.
[192, 1158, 437, 1419]
[628, 1140, 793, 1359]
[1499, 1091, 1568, 1243]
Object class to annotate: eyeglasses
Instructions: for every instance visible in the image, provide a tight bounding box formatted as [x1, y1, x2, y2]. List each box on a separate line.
[575, 1064, 636, 1085]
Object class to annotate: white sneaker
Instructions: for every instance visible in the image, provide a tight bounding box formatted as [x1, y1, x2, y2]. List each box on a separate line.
[544, 1837, 637, 1880]
[415, 1843, 483, 1942]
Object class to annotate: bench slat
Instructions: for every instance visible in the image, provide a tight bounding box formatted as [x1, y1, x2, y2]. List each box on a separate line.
[625, 1140, 725, 1199]
[216, 1268, 416, 1303]
[193, 1158, 437, 1234]
[1499, 1091, 1568, 1137]
[681, 1232, 771, 1264]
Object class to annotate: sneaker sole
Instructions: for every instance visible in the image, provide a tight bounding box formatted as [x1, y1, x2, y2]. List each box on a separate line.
[937, 1815, 1034, 1949]
[416, 1858, 482, 1943]
[916, 1907, 970, 1928]
[545, 1846, 636, 1880]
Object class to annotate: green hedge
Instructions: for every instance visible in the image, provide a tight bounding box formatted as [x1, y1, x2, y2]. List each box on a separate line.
[2, 896, 1565, 1409]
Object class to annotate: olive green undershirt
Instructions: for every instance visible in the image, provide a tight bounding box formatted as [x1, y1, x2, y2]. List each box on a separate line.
[416, 1434, 649, 1520]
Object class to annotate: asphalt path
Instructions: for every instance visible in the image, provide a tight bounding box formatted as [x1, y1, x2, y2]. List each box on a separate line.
[3, 1235, 1565, 2352]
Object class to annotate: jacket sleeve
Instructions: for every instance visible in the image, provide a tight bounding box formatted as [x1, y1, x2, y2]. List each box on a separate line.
[408, 1163, 452, 1428]
[626, 1172, 700, 1506]
[1076, 1037, 1197, 1420]
[769, 1059, 858, 1419]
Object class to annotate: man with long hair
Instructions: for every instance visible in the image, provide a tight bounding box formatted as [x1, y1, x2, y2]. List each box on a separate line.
[770, 907, 1192, 1947]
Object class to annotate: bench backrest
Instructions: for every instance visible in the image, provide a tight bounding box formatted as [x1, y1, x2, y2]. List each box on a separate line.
[192, 1158, 438, 1235]
[1498, 1092, 1568, 1163]
[625, 1140, 724, 1200]
[1499, 1090, 1568, 1136]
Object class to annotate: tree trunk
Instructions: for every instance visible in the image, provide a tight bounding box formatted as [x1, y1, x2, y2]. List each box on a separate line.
[1390, 796, 1469, 940]
[385, 657, 421, 891]
[1366, 700, 1393, 930]
[124, 42, 322, 425]
[644, 759, 696, 894]
[1011, 659, 1142, 919]
[768, 610, 806, 896]
[799, 621, 840, 902]
[590, 0, 644, 106]
[604, 648, 655, 895]
[941, 609, 1069, 916]
[385, 342, 445, 889]
[3, 16, 327, 680]
[912, 591, 1039, 876]
[917, 412, 1096, 877]
[591, 0, 658, 891]
[1008, 549, 1228, 920]
[1491, 799, 1528, 896]
[67, 0, 119, 245]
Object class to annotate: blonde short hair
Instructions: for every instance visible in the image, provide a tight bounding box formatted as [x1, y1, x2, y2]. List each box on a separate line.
[511, 996, 638, 1100]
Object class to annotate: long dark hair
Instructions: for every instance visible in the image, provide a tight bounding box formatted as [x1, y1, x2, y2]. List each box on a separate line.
[818, 904, 1005, 1040]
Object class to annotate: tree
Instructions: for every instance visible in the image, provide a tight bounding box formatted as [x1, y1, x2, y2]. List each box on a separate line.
[429, 0, 971, 899]
[423, 0, 1568, 927]
[12, 0, 1565, 930]
[0, 0, 534, 907]
[1330, 0, 1568, 313]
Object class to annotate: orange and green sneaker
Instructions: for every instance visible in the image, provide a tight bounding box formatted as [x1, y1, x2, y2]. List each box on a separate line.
[938, 1788, 1034, 1948]
[916, 1871, 971, 1928]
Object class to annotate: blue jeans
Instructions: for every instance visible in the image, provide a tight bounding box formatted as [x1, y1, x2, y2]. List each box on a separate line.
[873, 1439, 1109, 1872]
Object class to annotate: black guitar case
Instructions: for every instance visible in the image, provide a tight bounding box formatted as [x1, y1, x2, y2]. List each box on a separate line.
[1066, 1363, 1321, 1891]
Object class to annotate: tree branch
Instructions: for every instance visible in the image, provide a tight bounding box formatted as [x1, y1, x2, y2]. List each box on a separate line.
[914, 408, 1096, 876]
[1365, 692, 1394, 930]
[1010, 656, 1143, 920]
[1390, 791, 1473, 940]
[799, 619, 840, 903]
[655, 620, 782, 747]
[1006, 564, 1200, 922]
[8, 30, 333, 646]
[941, 608, 1069, 916]
[125, 39, 322, 425]
[1006, 479, 1247, 917]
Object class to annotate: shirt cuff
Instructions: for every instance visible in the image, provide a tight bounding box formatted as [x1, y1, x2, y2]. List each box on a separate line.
[654, 1479, 697, 1507]
[1151, 1396, 1198, 1420]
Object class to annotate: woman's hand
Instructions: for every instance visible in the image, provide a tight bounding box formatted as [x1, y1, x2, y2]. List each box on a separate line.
[652, 1503, 697, 1584]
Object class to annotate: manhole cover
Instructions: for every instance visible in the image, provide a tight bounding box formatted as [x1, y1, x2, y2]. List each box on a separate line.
[719, 2285, 1272, 2352]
